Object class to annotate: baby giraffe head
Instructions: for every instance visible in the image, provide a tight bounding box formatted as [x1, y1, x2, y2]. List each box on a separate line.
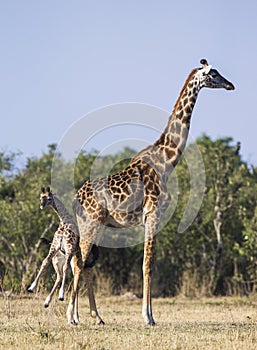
[40, 186, 54, 209]
[196, 58, 235, 90]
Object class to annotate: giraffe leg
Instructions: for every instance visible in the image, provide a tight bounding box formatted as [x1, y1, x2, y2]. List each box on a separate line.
[72, 275, 80, 324]
[76, 217, 105, 325]
[44, 252, 64, 307]
[66, 249, 104, 326]
[84, 267, 105, 325]
[142, 215, 158, 325]
[79, 238, 104, 325]
[66, 253, 83, 325]
[58, 254, 73, 301]
[27, 248, 58, 293]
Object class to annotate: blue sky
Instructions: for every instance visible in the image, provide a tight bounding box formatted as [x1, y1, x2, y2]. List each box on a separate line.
[1, 1, 257, 166]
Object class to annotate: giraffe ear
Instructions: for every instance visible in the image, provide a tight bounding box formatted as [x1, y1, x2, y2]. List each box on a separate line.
[41, 187, 45, 193]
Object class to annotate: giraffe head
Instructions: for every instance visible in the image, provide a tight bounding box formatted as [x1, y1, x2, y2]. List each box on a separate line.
[40, 186, 54, 209]
[196, 59, 235, 90]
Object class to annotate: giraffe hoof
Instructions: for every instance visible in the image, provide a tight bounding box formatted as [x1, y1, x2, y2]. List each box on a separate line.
[143, 317, 156, 326]
[147, 318, 156, 326]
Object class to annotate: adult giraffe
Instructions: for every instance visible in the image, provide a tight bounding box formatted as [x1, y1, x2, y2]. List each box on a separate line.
[69, 59, 234, 325]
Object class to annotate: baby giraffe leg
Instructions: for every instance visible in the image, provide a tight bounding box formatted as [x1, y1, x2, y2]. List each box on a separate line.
[58, 254, 73, 301]
[27, 248, 57, 293]
[44, 252, 64, 307]
[66, 253, 83, 325]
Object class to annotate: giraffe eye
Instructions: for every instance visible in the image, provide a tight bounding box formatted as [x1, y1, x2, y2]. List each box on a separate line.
[210, 70, 218, 78]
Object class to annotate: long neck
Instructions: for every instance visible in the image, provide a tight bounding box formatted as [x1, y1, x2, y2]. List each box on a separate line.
[139, 69, 201, 181]
[51, 196, 75, 227]
[131, 69, 201, 183]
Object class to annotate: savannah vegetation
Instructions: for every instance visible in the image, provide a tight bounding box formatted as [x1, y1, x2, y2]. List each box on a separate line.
[0, 294, 257, 349]
[1, 135, 257, 298]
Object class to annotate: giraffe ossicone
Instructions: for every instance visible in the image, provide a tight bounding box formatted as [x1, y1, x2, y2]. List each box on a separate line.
[200, 64, 212, 75]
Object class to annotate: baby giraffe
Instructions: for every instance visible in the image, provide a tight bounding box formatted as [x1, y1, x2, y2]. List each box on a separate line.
[28, 187, 82, 316]
[28, 187, 102, 325]
[39, 237, 99, 308]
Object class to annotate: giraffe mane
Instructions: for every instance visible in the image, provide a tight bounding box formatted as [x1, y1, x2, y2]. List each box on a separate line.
[172, 68, 198, 114]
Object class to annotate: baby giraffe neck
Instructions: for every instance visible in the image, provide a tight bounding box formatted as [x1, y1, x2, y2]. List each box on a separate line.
[52, 197, 74, 227]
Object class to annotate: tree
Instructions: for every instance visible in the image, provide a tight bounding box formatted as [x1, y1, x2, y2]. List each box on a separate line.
[1, 138, 257, 297]
[0, 146, 59, 290]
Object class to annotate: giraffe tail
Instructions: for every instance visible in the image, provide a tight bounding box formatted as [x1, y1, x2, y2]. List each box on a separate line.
[40, 237, 52, 245]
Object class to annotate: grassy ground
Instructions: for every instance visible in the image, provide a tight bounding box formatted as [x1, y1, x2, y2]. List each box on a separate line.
[0, 293, 257, 350]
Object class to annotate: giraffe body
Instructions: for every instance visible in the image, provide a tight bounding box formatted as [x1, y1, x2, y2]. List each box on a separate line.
[71, 59, 235, 325]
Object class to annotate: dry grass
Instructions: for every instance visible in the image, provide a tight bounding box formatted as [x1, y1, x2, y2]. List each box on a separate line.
[0, 292, 257, 349]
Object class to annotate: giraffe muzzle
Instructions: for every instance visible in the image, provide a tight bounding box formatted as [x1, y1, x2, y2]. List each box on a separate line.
[225, 82, 235, 90]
